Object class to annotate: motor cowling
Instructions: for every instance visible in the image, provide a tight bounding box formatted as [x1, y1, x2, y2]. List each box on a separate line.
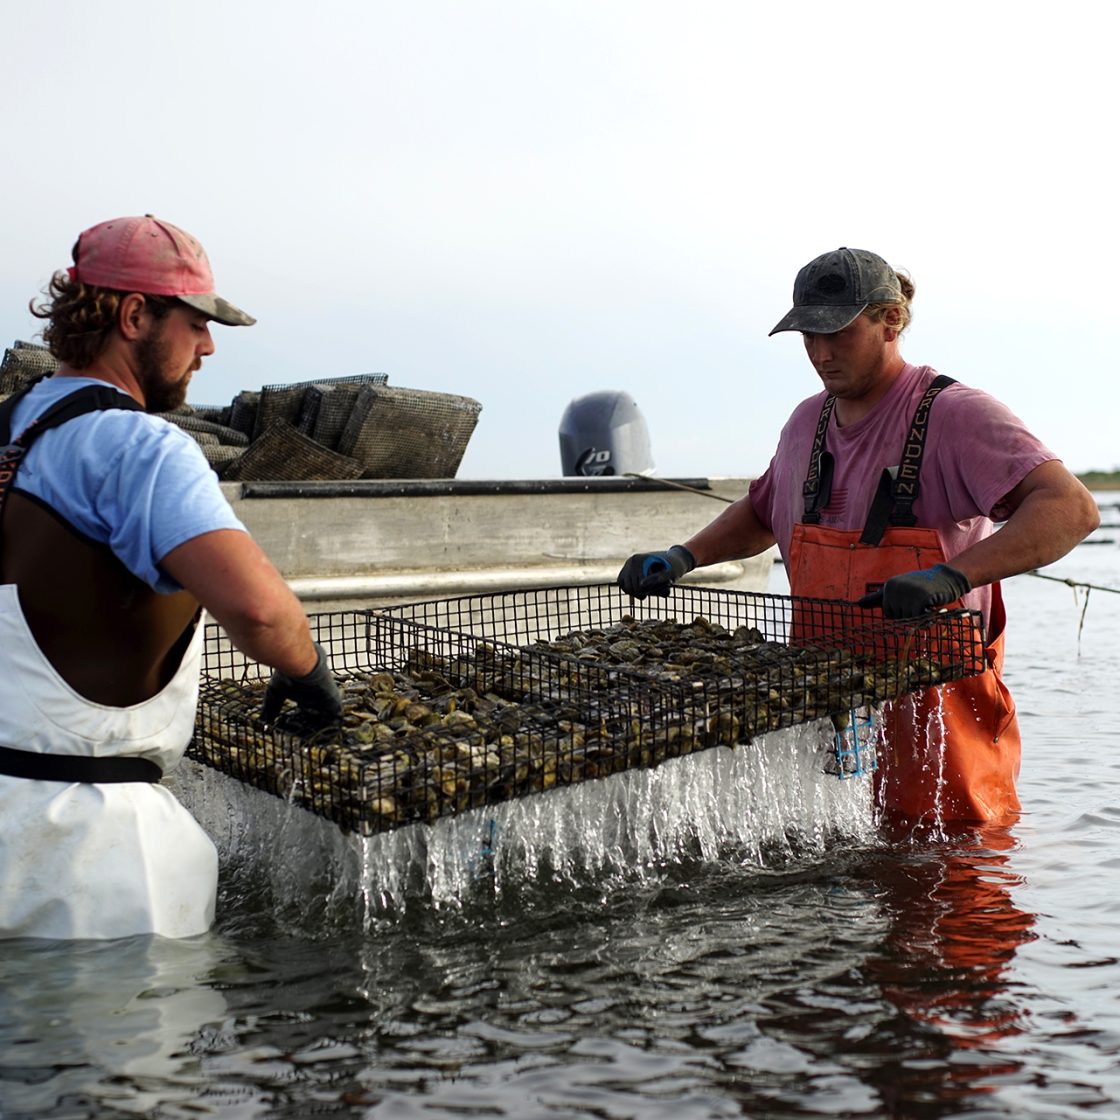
[558, 390, 654, 477]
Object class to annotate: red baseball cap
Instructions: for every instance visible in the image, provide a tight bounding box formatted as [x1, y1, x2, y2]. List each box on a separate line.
[71, 214, 255, 327]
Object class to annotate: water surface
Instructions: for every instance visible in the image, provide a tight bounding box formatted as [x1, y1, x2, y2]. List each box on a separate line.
[3, 504, 1118, 1119]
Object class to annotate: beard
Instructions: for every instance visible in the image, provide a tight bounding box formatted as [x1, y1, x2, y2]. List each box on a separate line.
[136, 328, 193, 413]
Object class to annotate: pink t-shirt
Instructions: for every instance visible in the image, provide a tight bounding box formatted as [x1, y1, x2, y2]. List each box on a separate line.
[748, 363, 1056, 621]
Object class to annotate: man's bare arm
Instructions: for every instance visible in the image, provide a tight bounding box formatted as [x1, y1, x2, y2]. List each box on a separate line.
[949, 461, 1100, 588]
[684, 493, 778, 567]
[160, 529, 318, 677]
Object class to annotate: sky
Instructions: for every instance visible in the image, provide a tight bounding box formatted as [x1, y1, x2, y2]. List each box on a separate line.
[3, 1, 1116, 479]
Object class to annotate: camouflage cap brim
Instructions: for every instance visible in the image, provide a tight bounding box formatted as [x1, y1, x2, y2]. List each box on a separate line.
[179, 292, 256, 327]
[768, 303, 865, 336]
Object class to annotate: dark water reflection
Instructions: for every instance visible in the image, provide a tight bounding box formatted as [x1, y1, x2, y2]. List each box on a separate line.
[812, 828, 1038, 1118]
[0, 830, 1055, 1119]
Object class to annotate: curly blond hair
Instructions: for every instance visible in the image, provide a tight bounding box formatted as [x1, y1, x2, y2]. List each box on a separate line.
[863, 270, 915, 333]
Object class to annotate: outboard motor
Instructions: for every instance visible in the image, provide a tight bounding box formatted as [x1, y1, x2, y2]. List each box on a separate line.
[558, 390, 654, 477]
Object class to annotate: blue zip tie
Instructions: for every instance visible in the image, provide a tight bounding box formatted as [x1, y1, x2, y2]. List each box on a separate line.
[832, 707, 878, 780]
[468, 818, 499, 882]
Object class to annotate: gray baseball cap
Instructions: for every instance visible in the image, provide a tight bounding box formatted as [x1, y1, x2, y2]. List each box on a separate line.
[769, 247, 902, 335]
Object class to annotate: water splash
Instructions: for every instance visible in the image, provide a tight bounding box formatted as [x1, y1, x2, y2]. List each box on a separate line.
[873, 686, 955, 841]
[170, 719, 877, 934]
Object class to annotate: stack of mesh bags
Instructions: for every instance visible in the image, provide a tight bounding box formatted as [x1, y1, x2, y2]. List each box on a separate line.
[1, 345, 483, 483]
[151, 406, 251, 475]
[0, 342, 248, 475]
[222, 375, 482, 482]
[219, 373, 390, 482]
[1, 341, 60, 398]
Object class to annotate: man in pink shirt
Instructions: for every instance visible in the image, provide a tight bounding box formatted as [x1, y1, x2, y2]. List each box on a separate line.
[618, 247, 1099, 824]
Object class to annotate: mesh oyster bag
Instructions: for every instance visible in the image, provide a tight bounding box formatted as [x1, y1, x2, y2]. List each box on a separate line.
[1, 343, 59, 394]
[228, 391, 260, 439]
[153, 412, 250, 447]
[220, 420, 365, 482]
[300, 384, 364, 450]
[190, 404, 233, 426]
[253, 373, 389, 441]
[204, 444, 246, 476]
[336, 385, 482, 478]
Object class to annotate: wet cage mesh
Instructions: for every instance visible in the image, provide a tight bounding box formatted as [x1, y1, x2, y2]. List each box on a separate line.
[189, 584, 987, 837]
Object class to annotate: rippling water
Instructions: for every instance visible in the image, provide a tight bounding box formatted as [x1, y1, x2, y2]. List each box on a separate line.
[3, 499, 1119, 1119]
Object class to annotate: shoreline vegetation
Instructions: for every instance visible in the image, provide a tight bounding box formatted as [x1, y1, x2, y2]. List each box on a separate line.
[1077, 471, 1120, 492]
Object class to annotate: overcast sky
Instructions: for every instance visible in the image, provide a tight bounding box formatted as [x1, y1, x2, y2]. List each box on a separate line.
[3, 1, 1115, 479]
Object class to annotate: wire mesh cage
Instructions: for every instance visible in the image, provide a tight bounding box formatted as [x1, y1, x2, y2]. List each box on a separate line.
[189, 584, 986, 837]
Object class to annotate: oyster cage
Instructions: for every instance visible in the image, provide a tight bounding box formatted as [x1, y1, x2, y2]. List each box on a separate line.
[188, 584, 986, 837]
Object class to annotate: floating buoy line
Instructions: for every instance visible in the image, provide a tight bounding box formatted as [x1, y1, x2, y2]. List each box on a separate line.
[1026, 571, 1120, 596]
[1024, 569, 1120, 649]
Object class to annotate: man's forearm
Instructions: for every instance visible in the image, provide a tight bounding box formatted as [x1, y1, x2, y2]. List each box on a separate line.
[161, 529, 319, 676]
[684, 494, 777, 567]
[950, 462, 1100, 587]
[214, 599, 318, 677]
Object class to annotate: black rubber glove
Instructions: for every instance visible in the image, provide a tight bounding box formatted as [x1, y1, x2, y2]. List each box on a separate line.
[617, 544, 696, 599]
[857, 563, 971, 620]
[261, 642, 343, 726]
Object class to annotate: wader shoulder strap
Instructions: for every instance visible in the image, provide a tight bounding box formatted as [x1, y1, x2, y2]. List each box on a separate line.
[0, 385, 143, 519]
[860, 374, 957, 545]
[0, 386, 167, 779]
[801, 395, 837, 524]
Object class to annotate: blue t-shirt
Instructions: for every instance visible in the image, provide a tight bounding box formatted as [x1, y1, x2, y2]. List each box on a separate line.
[8, 377, 246, 593]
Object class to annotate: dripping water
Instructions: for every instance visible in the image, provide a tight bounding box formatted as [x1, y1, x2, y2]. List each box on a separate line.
[171, 718, 878, 934]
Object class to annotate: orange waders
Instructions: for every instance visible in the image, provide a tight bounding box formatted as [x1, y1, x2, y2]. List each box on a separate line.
[787, 378, 1021, 824]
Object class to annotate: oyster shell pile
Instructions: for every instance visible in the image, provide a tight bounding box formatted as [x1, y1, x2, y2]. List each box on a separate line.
[193, 663, 667, 835]
[532, 614, 963, 719]
[191, 613, 972, 835]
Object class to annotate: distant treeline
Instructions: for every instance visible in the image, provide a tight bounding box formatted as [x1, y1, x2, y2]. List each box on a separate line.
[1077, 471, 1120, 491]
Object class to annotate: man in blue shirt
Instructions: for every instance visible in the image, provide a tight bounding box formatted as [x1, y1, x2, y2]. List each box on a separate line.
[0, 215, 340, 939]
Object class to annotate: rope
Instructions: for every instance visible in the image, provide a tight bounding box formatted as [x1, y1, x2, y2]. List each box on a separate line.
[623, 473, 735, 503]
[1025, 570, 1120, 595]
[1024, 569, 1120, 650]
